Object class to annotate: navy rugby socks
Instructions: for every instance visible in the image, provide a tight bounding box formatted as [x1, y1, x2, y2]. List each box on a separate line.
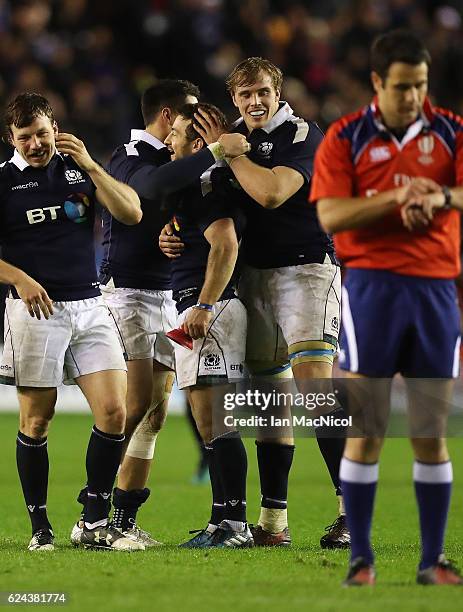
[315, 407, 347, 497]
[414, 460, 453, 570]
[340, 457, 377, 565]
[16, 431, 53, 534]
[256, 441, 294, 512]
[205, 445, 225, 527]
[211, 432, 247, 524]
[85, 426, 125, 526]
[112, 487, 150, 531]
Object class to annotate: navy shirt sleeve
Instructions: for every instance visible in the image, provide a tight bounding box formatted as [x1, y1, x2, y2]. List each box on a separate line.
[128, 148, 216, 200]
[272, 121, 324, 183]
[108, 148, 156, 185]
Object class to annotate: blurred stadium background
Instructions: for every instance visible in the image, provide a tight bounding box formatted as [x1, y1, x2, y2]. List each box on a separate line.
[1, 0, 463, 162]
[2, 0, 463, 410]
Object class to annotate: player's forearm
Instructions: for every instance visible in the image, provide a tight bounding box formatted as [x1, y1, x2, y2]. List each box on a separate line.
[90, 165, 142, 225]
[229, 155, 284, 209]
[129, 147, 217, 200]
[228, 157, 285, 209]
[199, 242, 238, 305]
[0, 259, 30, 287]
[317, 190, 400, 233]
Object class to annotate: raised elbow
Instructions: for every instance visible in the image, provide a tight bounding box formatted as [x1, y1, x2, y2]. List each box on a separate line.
[318, 216, 336, 234]
[120, 206, 143, 226]
[132, 206, 143, 225]
[260, 193, 283, 209]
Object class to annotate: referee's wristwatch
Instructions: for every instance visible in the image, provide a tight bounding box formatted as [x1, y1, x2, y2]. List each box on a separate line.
[442, 185, 453, 209]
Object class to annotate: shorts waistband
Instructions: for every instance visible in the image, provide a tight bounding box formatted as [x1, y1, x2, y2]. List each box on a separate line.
[346, 268, 457, 286]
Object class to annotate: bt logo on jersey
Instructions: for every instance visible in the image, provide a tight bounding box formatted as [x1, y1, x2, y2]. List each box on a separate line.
[26, 206, 61, 224]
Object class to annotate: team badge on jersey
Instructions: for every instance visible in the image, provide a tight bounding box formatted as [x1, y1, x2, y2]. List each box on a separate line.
[65, 169, 86, 184]
[257, 142, 273, 158]
[418, 135, 434, 165]
[64, 193, 90, 223]
[203, 353, 221, 369]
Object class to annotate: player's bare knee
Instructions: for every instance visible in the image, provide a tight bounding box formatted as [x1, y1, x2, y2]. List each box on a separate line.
[147, 402, 168, 433]
[411, 437, 449, 463]
[125, 400, 152, 433]
[195, 419, 212, 444]
[22, 414, 53, 439]
[345, 437, 383, 462]
[98, 401, 126, 432]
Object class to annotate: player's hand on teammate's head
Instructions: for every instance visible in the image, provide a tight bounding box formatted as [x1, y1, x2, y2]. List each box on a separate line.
[218, 133, 251, 158]
[194, 108, 228, 144]
[15, 273, 54, 320]
[56, 133, 97, 173]
[158, 223, 185, 258]
[182, 308, 212, 339]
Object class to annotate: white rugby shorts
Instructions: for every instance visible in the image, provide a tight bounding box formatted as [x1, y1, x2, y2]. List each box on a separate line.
[1, 296, 126, 387]
[239, 257, 341, 364]
[101, 285, 176, 369]
[174, 298, 247, 389]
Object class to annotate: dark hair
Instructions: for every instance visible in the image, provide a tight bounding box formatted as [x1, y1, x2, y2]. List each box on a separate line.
[371, 30, 431, 80]
[178, 102, 228, 144]
[4, 92, 55, 141]
[226, 57, 283, 93]
[141, 79, 200, 126]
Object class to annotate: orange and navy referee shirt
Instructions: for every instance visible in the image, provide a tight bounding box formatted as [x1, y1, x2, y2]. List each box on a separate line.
[310, 97, 463, 279]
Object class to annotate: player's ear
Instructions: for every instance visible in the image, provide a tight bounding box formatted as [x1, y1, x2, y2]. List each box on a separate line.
[161, 107, 173, 125]
[275, 89, 281, 102]
[52, 121, 58, 136]
[192, 137, 204, 153]
[371, 71, 383, 93]
[231, 93, 239, 108]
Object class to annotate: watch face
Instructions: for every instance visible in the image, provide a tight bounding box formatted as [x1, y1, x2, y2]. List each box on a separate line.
[442, 185, 452, 209]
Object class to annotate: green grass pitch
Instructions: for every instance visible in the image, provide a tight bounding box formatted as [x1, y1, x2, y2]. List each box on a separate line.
[0, 412, 462, 611]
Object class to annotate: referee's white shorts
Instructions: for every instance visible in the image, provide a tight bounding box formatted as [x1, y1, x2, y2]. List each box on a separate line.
[1, 296, 126, 387]
[174, 298, 247, 390]
[101, 285, 176, 369]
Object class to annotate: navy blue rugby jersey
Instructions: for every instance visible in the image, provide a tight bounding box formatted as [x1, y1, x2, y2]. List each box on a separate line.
[100, 130, 172, 290]
[168, 166, 246, 314]
[0, 150, 99, 301]
[232, 102, 336, 269]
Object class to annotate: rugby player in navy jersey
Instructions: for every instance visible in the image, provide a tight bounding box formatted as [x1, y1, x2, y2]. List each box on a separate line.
[155, 102, 252, 548]
[70, 83, 249, 547]
[70, 80, 202, 548]
[161, 59, 348, 548]
[0, 92, 144, 551]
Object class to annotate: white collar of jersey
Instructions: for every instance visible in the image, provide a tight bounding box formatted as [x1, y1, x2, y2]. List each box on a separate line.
[10, 149, 30, 171]
[370, 103, 431, 149]
[232, 102, 294, 134]
[10, 148, 63, 171]
[130, 129, 165, 150]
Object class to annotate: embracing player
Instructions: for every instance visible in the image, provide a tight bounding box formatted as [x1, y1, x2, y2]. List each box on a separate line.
[215, 58, 347, 547]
